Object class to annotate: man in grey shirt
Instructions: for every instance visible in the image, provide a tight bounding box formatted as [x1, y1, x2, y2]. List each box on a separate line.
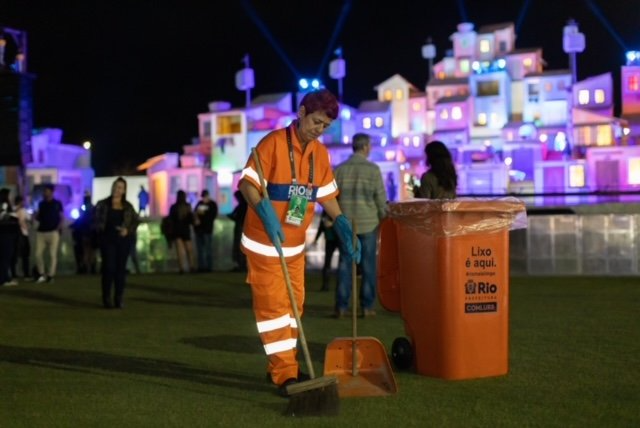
[333, 133, 387, 318]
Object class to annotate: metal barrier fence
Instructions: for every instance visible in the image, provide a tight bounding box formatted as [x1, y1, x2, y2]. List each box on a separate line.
[19, 213, 640, 277]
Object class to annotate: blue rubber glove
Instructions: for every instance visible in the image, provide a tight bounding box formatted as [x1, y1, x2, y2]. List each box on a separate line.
[333, 214, 361, 264]
[256, 198, 285, 256]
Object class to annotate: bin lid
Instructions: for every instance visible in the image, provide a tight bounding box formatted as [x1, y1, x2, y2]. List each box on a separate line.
[387, 197, 527, 237]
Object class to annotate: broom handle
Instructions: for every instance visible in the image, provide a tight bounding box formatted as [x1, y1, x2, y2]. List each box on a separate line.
[251, 148, 316, 380]
[352, 223, 358, 377]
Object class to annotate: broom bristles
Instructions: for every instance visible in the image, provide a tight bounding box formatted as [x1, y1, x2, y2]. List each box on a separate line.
[284, 376, 340, 417]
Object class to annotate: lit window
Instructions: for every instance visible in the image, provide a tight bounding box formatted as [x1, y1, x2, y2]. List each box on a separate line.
[412, 136, 421, 147]
[437, 71, 445, 79]
[568, 164, 585, 188]
[403, 137, 410, 146]
[539, 133, 548, 143]
[596, 124, 612, 146]
[629, 75, 640, 92]
[363, 117, 372, 129]
[594, 89, 605, 104]
[440, 109, 449, 120]
[544, 82, 552, 92]
[383, 90, 392, 101]
[477, 113, 487, 125]
[490, 112, 499, 126]
[451, 106, 462, 120]
[523, 58, 533, 68]
[460, 59, 470, 74]
[444, 89, 452, 97]
[374, 117, 384, 128]
[412, 102, 421, 111]
[480, 39, 491, 53]
[629, 158, 640, 185]
[578, 90, 590, 105]
[557, 80, 566, 91]
[395, 89, 404, 100]
[507, 131, 514, 141]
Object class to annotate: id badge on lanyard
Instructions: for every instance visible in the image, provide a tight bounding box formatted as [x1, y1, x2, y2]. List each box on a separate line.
[284, 126, 313, 227]
[285, 184, 312, 226]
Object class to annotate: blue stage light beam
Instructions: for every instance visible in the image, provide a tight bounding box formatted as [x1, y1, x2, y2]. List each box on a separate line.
[315, 0, 352, 78]
[515, 0, 532, 34]
[240, 0, 300, 78]
[456, 0, 468, 23]
[585, 0, 628, 51]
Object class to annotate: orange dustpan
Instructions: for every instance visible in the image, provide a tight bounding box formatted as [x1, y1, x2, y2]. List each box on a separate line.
[323, 226, 397, 397]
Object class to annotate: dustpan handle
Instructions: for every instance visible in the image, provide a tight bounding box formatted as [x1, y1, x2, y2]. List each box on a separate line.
[352, 222, 358, 376]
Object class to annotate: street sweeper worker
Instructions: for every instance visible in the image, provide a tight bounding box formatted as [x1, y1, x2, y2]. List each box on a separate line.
[239, 89, 361, 397]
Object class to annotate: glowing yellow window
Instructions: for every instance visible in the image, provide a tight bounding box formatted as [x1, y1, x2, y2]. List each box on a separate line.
[451, 106, 462, 120]
[363, 117, 372, 129]
[594, 89, 605, 104]
[477, 113, 487, 125]
[412, 102, 421, 111]
[629, 158, 640, 184]
[374, 117, 384, 128]
[596, 125, 611, 146]
[383, 90, 392, 101]
[440, 109, 449, 120]
[395, 89, 404, 100]
[578, 90, 590, 105]
[480, 39, 490, 53]
[569, 164, 585, 188]
[523, 58, 533, 68]
[490, 112, 499, 125]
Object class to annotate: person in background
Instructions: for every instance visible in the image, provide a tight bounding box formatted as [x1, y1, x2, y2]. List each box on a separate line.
[334, 133, 388, 318]
[228, 190, 247, 272]
[34, 184, 63, 283]
[194, 189, 218, 272]
[94, 177, 139, 309]
[169, 190, 196, 274]
[70, 192, 97, 274]
[238, 89, 360, 396]
[415, 140, 458, 199]
[313, 211, 339, 291]
[127, 228, 141, 274]
[11, 195, 31, 280]
[138, 185, 149, 217]
[0, 188, 19, 286]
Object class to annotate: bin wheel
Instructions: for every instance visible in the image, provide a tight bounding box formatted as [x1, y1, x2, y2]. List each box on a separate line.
[391, 337, 413, 370]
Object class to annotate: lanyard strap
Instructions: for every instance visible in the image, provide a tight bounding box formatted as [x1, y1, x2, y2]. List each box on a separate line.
[286, 125, 314, 186]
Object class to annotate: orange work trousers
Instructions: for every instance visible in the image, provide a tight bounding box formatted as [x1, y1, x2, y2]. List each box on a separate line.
[247, 254, 305, 386]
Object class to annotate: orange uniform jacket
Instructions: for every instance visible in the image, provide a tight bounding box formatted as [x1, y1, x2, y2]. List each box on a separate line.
[240, 125, 339, 261]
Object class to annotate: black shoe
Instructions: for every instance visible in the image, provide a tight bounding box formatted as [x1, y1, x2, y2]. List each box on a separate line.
[114, 301, 124, 309]
[277, 378, 297, 398]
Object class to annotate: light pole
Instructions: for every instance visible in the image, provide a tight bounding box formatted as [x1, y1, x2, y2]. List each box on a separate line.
[235, 54, 255, 108]
[563, 19, 585, 158]
[421, 37, 436, 82]
[329, 47, 346, 102]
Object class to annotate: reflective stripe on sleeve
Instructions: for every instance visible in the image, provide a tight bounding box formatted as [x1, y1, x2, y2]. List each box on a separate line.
[241, 167, 267, 188]
[263, 338, 297, 355]
[316, 179, 338, 198]
[256, 314, 297, 333]
[241, 234, 305, 257]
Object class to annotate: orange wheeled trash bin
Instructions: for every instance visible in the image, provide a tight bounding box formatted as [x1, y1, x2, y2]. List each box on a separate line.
[378, 198, 526, 380]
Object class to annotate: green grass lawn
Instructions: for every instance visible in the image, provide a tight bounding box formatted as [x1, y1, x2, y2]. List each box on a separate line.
[1, 273, 639, 427]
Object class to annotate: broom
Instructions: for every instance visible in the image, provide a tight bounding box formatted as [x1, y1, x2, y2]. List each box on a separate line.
[251, 148, 339, 417]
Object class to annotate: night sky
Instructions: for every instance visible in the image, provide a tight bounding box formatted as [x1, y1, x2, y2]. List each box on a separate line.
[2, 0, 638, 176]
